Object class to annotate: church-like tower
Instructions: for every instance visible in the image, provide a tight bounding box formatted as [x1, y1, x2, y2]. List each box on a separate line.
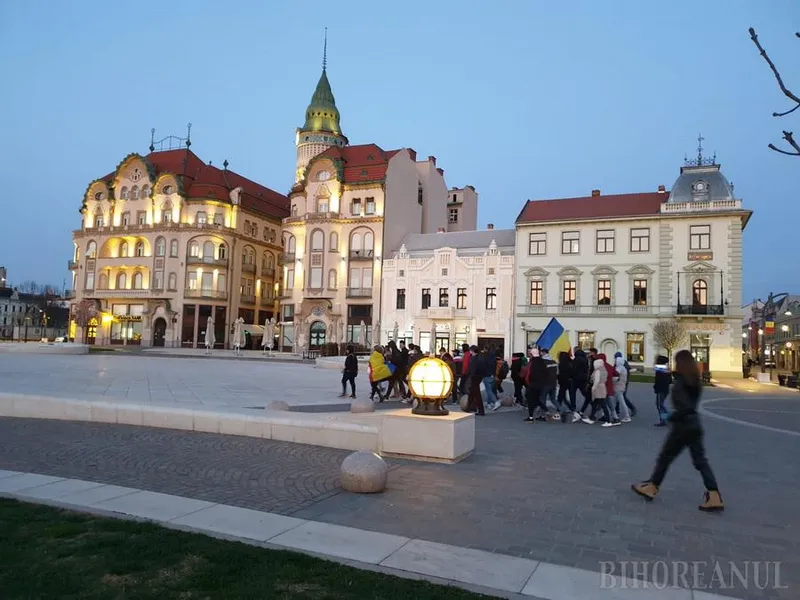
[295, 34, 348, 182]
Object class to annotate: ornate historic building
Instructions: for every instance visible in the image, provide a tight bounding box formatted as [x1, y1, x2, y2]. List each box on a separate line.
[512, 146, 752, 376]
[70, 134, 289, 347]
[280, 63, 479, 352]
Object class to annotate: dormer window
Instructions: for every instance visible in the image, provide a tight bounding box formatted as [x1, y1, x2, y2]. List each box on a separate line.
[94, 192, 104, 201]
[691, 180, 710, 201]
[163, 185, 173, 195]
[131, 168, 142, 182]
[317, 170, 330, 182]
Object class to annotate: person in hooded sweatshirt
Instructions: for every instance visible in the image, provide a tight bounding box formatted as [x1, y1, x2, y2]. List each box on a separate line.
[632, 350, 723, 512]
[598, 353, 620, 425]
[573, 347, 592, 420]
[614, 351, 637, 417]
[585, 355, 613, 425]
[613, 355, 631, 423]
[653, 355, 672, 426]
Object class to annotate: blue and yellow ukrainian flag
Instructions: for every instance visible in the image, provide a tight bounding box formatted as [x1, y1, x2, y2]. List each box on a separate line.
[536, 318, 572, 357]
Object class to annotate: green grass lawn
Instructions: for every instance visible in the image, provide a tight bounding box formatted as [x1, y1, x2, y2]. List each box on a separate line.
[0, 499, 488, 599]
[629, 373, 655, 383]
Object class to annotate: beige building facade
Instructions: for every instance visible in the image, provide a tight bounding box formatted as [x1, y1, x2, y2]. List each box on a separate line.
[280, 65, 478, 351]
[70, 142, 289, 348]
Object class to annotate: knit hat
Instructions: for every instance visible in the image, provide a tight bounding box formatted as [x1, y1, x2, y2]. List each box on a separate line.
[614, 351, 623, 358]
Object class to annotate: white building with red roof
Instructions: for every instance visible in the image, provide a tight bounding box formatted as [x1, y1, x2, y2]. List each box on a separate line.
[513, 150, 752, 376]
[280, 63, 478, 352]
[70, 132, 289, 348]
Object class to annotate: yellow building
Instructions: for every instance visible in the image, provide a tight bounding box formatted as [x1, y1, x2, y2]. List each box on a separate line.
[70, 137, 289, 347]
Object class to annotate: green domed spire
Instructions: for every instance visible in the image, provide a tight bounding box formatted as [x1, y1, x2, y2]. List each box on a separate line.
[302, 68, 342, 135]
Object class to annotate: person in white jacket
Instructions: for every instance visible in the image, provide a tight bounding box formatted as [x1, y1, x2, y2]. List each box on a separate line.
[584, 358, 616, 426]
[614, 356, 631, 423]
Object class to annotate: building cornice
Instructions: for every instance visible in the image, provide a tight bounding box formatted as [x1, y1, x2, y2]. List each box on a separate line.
[515, 209, 753, 229]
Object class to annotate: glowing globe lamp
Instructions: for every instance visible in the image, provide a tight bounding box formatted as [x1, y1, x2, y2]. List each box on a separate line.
[407, 356, 453, 416]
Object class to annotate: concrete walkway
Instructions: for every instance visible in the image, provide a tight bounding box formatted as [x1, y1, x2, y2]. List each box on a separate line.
[0, 469, 733, 600]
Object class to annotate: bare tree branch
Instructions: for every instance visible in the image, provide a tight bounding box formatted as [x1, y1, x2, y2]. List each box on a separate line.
[768, 131, 800, 156]
[749, 27, 800, 106]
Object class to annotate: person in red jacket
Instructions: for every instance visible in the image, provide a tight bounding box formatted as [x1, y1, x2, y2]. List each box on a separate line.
[597, 353, 620, 425]
[458, 342, 471, 396]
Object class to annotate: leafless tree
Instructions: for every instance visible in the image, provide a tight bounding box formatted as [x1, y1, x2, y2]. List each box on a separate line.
[73, 299, 97, 343]
[749, 27, 800, 156]
[651, 318, 689, 365]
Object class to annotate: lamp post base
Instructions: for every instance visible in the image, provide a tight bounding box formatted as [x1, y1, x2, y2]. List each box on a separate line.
[411, 398, 450, 416]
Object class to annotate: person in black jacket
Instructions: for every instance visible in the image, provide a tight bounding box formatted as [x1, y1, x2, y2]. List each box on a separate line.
[632, 350, 723, 512]
[653, 354, 672, 426]
[340, 345, 358, 398]
[510, 352, 526, 406]
[523, 348, 549, 422]
[572, 348, 591, 419]
[465, 346, 487, 415]
[556, 351, 576, 423]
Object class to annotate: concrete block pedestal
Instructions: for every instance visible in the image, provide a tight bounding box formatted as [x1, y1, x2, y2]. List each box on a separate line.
[379, 409, 474, 463]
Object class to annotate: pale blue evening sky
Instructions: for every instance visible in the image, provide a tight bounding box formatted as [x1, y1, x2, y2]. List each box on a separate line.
[0, 0, 797, 301]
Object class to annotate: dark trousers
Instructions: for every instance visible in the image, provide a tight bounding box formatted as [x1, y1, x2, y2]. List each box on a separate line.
[513, 378, 524, 404]
[650, 422, 719, 491]
[467, 377, 485, 415]
[576, 381, 591, 413]
[341, 372, 356, 395]
[558, 383, 576, 412]
[655, 392, 668, 422]
[526, 386, 543, 417]
[388, 370, 406, 397]
[371, 377, 390, 400]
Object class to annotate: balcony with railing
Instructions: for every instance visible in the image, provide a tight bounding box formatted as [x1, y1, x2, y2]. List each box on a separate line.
[184, 288, 227, 300]
[90, 288, 162, 298]
[349, 249, 374, 261]
[516, 304, 655, 316]
[346, 287, 373, 299]
[279, 252, 296, 265]
[67, 260, 78, 271]
[261, 267, 276, 278]
[677, 303, 724, 316]
[278, 288, 294, 299]
[240, 293, 256, 305]
[187, 256, 228, 267]
[241, 262, 256, 273]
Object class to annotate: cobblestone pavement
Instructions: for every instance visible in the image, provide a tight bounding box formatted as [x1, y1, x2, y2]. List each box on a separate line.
[0, 353, 363, 408]
[1, 387, 798, 599]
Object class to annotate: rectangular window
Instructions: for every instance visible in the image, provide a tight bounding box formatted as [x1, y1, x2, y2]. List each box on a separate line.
[530, 280, 543, 305]
[85, 272, 95, 290]
[626, 333, 645, 363]
[201, 273, 213, 291]
[630, 228, 650, 252]
[348, 268, 361, 289]
[396, 289, 406, 309]
[596, 229, 615, 253]
[137, 211, 147, 225]
[528, 232, 546, 255]
[633, 279, 648, 305]
[153, 271, 163, 290]
[439, 288, 449, 307]
[690, 224, 711, 250]
[214, 212, 224, 225]
[563, 280, 576, 305]
[351, 198, 361, 215]
[286, 268, 295, 289]
[365, 197, 375, 215]
[196, 211, 207, 225]
[485, 287, 497, 310]
[168, 273, 177, 290]
[163, 211, 172, 224]
[578, 331, 595, 351]
[121, 212, 130, 226]
[597, 280, 611, 305]
[449, 208, 459, 223]
[488, 268, 495, 275]
[310, 267, 323, 289]
[417, 185, 423, 205]
[561, 231, 580, 254]
[188, 272, 198, 290]
[95, 216, 104, 228]
[311, 253, 322, 266]
[291, 204, 298, 217]
[398, 269, 405, 278]
[282, 304, 294, 322]
[422, 288, 431, 309]
[457, 288, 467, 309]
[316, 199, 328, 213]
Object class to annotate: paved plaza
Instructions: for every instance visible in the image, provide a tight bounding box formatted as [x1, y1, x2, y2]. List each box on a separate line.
[0, 353, 799, 598]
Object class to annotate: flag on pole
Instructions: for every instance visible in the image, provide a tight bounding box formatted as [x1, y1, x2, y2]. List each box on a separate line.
[536, 318, 572, 357]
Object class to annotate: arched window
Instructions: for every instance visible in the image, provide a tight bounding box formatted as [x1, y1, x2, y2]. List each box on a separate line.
[203, 241, 215, 261]
[155, 237, 166, 257]
[311, 230, 324, 251]
[328, 269, 337, 289]
[132, 272, 143, 289]
[286, 235, 296, 254]
[117, 272, 127, 290]
[168, 272, 177, 290]
[350, 232, 362, 251]
[98, 273, 108, 290]
[141, 185, 150, 198]
[189, 241, 199, 257]
[93, 208, 104, 228]
[330, 231, 339, 251]
[120, 186, 129, 200]
[364, 231, 374, 251]
[135, 241, 145, 257]
[130, 185, 139, 200]
[692, 280, 708, 306]
[162, 201, 172, 224]
[86, 241, 97, 258]
[218, 243, 227, 260]
[119, 242, 129, 258]
[170, 239, 178, 257]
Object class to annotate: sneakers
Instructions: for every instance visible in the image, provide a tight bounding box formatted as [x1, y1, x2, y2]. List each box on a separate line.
[338, 393, 347, 398]
[571, 412, 582, 423]
[524, 416, 535, 423]
[612, 419, 621, 426]
[699, 490, 725, 512]
[654, 421, 666, 427]
[601, 421, 615, 428]
[631, 481, 659, 501]
[621, 417, 632, 423]
[491, 402, 502, 412]
[581, 417, 595, 425]
[350, 394, 356, 399]
[535, 415, 547, 422]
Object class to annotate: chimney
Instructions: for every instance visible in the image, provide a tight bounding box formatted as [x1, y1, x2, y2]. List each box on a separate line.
[428, 155, 436, 165]
[487, 223, 494, 230]
[437, 227, 445, 233]
[591, 189, 601, 197]
[436, 167, 444, 176]
[657, 184, 666, 193]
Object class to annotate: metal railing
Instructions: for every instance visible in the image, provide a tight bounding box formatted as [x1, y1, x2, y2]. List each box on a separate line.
[346, 287, 373, 298]
[184, 289, 227, 300]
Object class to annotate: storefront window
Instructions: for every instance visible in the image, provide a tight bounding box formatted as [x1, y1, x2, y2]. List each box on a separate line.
[626, 332, 645, 363]
[577, 331, 595, 350]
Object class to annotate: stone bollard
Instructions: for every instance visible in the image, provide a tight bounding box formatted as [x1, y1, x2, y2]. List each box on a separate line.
[350, 397, 375, 413]
[267, 400, 291, 411]
[340, 450, 387, 493]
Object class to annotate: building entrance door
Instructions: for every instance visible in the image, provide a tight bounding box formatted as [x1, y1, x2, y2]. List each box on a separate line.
[309, 320, 326, 348]
[690, 333, 712, 375]
[152, 318, 166, 347]
[86, 317, 97, 345]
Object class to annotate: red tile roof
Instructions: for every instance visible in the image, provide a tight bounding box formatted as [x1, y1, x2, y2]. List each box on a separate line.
[97, 149, 289, 220]
[516, 192, 668, 224]
[315, 143, 394, 183]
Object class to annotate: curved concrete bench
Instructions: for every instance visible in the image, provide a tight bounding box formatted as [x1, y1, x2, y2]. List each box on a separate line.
[0, 343, 89, 355]
[0, 393, 379, 453]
